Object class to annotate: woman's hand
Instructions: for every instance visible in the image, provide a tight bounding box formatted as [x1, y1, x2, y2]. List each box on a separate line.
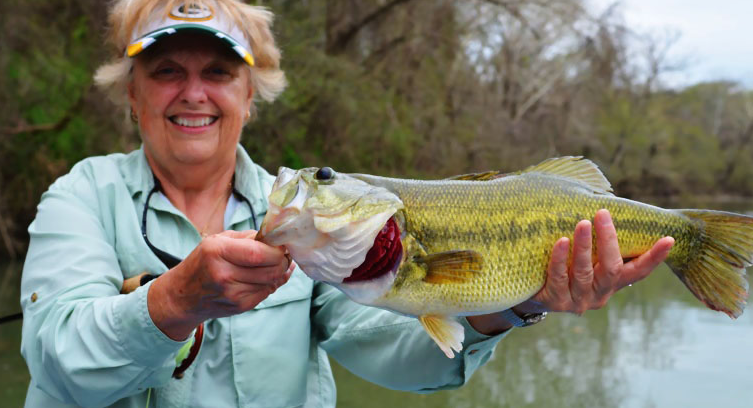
[526, 209, 674, 314]
[148, 230, 294, 340]
[467, 209, 674, 335]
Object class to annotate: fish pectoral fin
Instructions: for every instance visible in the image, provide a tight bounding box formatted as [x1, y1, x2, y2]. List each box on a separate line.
[444, 170, 506, 181]
[521, 156, 614, 195]
[415, 250, 484, 284]
[418, 315, 465, 358]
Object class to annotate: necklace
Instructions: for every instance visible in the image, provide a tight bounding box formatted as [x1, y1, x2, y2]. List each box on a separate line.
[199, 181, 233, 238]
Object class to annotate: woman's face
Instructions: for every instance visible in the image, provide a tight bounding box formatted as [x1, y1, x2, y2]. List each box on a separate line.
[128, 33, 253, 169]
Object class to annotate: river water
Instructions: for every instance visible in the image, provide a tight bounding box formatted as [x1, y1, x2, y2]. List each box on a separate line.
[1, 203, 752, 407]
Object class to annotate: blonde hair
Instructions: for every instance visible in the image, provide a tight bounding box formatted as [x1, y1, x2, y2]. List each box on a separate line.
[94, 0, 287, 110]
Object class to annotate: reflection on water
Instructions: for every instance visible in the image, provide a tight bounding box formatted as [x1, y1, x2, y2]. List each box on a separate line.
[332, 266, 753, 408]
[2, 204, 753, 407]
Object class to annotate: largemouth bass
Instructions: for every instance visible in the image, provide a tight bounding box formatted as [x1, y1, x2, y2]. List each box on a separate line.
[257, 157, 753, 358]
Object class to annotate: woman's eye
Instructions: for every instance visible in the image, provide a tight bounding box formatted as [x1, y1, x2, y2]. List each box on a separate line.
[207, 67, 231, 77]
[152, 67, 178, 77]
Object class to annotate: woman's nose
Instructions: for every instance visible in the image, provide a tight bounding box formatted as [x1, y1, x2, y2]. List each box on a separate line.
[180, 74, 208, 104]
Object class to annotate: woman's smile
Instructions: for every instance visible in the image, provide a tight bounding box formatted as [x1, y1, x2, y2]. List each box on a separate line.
[168, 114, 220, 134]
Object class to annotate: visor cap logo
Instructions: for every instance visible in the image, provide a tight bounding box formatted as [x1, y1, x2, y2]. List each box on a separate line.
[169, 4, 213, 21]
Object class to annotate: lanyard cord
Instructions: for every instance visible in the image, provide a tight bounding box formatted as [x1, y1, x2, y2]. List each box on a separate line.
[141, 175, 258, 270]
[142, 179, 183, 269]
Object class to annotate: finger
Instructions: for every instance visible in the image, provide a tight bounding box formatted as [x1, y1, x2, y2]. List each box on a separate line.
[223, 283, 281, 312]
[569, 220, 595, 306]
[212, 234, 286, 268]
[617, 236, 675, 289]
[593, 209, 623, 294]
[236, 286, 280, 311]
[537, 237, 573, 309]
[220, 230, 257, 240]
[231, 261, 291, 286]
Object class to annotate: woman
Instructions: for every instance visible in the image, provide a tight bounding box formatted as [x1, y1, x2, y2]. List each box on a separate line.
[19, 0, 674, 407]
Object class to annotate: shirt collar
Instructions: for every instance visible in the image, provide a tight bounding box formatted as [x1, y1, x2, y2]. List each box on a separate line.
[121, 144, 272, 224]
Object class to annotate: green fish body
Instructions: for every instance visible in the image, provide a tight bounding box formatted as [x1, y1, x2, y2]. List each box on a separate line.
[259, 157, 753, 357]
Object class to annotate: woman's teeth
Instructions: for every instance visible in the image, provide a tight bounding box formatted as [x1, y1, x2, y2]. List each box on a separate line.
[170, 116, 217, 127]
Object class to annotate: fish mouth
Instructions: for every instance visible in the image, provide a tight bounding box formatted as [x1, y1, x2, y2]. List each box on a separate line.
[257, 207, 302, 245]
[343, 216, 403, 283]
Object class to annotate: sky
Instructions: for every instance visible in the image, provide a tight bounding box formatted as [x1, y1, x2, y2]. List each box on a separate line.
[588, 0, 753, 88]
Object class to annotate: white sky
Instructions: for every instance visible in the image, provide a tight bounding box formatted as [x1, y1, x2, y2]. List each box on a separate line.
[588, 0, 753, 88]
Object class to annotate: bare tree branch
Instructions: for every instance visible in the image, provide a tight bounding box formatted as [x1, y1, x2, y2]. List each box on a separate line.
[327, 0, 413, 54]
[2, 88, 87, 135]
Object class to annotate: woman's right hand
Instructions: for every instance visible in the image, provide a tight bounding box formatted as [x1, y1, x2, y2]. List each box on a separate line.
[147, 230, 294, 340]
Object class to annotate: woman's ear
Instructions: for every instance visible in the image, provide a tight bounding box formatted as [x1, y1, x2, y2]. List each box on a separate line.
[127, 80, 137, 109]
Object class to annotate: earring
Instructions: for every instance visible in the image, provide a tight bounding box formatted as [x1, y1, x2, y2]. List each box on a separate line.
[130, 108, 138, 123]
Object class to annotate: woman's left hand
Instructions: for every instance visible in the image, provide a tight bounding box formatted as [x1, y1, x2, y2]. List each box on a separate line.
[467, 209, 675, 335]
[526, 209, 675, 314]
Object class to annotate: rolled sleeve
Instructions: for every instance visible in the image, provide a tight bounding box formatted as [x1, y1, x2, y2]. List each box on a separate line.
[112, 280, 190, 367]
[311, 283, 508, 393]
[458, 318, 508, 386]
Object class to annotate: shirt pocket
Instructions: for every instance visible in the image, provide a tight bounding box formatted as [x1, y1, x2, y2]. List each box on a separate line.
[233, 269, 315, 407]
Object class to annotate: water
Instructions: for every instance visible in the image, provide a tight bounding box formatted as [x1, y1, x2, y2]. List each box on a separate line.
[2, 204, 753, 407]
[0, 262, 27, 407]
[331, 267, 753, 408]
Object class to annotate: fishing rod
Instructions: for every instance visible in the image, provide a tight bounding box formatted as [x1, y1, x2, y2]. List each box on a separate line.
[0, 312, 22, 324]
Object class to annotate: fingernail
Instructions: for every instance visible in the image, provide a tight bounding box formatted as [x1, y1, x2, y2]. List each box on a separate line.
[597, 209, 612, 226]
[664, 237, 675, 250]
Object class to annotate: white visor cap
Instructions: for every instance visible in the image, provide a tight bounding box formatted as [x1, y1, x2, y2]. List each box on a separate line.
[126, 3, 254, 66]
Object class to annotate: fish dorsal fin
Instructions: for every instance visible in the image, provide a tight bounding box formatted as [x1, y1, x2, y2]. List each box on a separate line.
[445, 171, 505, 181]
[416, 250, 484, 284]
[521, 156, 613, 195]
[418, 315, 465, 358]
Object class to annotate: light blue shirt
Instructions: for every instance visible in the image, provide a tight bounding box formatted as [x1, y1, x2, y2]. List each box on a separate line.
[20, 146, 507, 408]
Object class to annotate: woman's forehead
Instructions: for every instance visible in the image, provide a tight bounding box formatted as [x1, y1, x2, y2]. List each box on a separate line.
[138, 31, 243, 65]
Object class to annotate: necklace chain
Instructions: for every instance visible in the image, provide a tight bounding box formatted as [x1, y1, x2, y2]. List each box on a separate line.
[199, 181, 232, 238]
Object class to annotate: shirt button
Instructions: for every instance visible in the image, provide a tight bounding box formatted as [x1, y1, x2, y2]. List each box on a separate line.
[31, 292, 38, 303]
[468, 349, 479, 355]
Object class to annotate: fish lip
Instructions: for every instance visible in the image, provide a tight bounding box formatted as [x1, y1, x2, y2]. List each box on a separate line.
[274, 167, 298, 189]
[259, 208, 301, 244]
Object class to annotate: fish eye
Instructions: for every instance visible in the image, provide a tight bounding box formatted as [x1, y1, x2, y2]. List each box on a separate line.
[315, 167, 335, 181]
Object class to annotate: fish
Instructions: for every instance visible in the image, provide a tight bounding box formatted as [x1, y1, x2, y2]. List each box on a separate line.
[256, 157, 753, 358]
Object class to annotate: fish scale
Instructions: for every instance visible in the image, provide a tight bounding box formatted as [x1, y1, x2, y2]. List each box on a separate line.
[358, 173, 708, 317]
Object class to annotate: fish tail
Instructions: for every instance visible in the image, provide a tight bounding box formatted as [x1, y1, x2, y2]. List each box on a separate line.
[670, 210, 753, 318]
